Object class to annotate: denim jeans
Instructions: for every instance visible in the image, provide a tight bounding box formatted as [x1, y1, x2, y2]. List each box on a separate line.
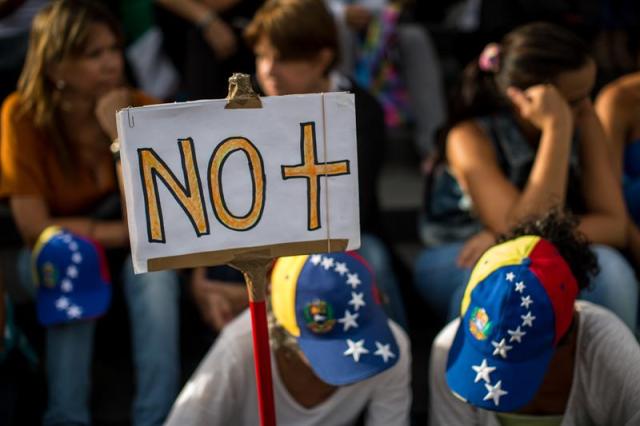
[414, 243, 639, 330]
[18, 250, 180, 426]
[358, 233, 408, 329]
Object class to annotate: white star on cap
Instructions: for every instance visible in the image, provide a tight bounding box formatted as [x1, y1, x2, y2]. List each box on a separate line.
[484, 380, 508, 406]
[321, 257, 334, 270]
[374, 341, 396, 363]
[515, 281, 526, 293]
[71, 252, 83, 264]
[55, 296, 70, 310]
[61, 279, 73, 293]
[67, 305, 83, 319]
[491, 338, 513, 359]
[68, 241, 79, 252]
[471, 359, 496, 383]
[520, 295, 533, 309]
[61, 235, 72, 243]
[338, 309, 359, 331]
[346, 273, 361, 289]
[521, 311, 536, 327]
[334, 262, 348, 276]
[310, 254, 322, 265]
[66, 265, 78, 279]
[344, 339, 369, 362]
[349, 292, 366, 311]
[507, 326, 527, 343]
[506, 272, 515, 282]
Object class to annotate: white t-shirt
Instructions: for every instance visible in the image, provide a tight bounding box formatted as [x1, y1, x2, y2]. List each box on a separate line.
[429, 301, 640, 426]
[165, 309, 411, 426]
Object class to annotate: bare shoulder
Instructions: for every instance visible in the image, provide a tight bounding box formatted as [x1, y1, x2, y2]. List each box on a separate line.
[596, 72, 640, 116]
[446, 120, 497, 170]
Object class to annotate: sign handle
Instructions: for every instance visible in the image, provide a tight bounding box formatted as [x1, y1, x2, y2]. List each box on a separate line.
[225, 72, 263, 109]
[225, 73, 275, 426]
[230, 257, 276, 426]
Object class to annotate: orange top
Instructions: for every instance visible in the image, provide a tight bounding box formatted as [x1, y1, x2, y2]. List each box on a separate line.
[0, 91, 156, 216]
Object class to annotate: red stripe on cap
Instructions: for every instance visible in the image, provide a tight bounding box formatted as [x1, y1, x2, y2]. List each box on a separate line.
[346, 251, 381, 305]
[84, 237, 111, 284]
[527, 239, 578, 345]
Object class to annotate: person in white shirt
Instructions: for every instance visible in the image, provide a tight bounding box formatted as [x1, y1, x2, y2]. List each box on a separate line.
[429, 209, 640, 426]
[166, 251, 412, 426]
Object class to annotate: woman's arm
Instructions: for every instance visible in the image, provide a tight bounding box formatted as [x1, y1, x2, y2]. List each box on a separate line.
[10, 196, 128, 248]
[573, 100, 627, 247]
[447, 85, 575, 235]
[155, 0, 237, 59]
[595, 82, 628, 178]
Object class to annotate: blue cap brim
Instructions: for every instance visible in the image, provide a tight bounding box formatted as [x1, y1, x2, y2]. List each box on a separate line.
[299, 313, 399, 386]
[37, 284, 111, 326]
[445, 321, 553, 412]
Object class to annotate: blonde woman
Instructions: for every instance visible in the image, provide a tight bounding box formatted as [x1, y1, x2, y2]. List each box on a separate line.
[0, 1, 179, 424]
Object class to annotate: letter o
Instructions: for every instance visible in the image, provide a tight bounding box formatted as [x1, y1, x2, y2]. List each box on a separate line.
[208, 137, 266, 231]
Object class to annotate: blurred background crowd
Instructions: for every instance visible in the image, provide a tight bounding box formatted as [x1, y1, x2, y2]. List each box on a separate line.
[1, 0, 640, 425]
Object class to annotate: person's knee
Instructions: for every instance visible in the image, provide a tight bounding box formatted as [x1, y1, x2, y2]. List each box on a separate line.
[359, 234, 390, 268]
[414, 250, 435, 283]
[585, 245, 638, 329]
[592, 245, 638, 290]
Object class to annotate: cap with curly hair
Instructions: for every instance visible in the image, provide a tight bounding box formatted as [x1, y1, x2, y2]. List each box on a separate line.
[497, 208, 599, 291]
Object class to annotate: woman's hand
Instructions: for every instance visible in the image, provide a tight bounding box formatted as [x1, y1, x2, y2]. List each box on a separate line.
[95, 88, 131, 140]
[507, 84, 573, 132]
[191, 268, 248, 331]
[202, 18, 237, 60]
[457, 230, 496, 268]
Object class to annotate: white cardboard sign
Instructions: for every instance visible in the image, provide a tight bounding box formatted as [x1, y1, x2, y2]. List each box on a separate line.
[116, 93, 360, 273]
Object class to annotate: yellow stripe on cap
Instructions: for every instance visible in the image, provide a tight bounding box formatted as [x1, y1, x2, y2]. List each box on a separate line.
[31, 225, 63, 287]
[460, 235, 540, 316]
[271, 255, 309, 337]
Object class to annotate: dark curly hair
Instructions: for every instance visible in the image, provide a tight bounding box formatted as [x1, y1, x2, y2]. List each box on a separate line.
[496, 208, 599, 291]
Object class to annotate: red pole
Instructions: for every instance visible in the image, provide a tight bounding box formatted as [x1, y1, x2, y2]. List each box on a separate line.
[231, 258, 276, 426]
[249, 300, 276, 426]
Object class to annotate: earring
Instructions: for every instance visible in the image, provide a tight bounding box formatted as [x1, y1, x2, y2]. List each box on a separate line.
[56, 80, 66, 90]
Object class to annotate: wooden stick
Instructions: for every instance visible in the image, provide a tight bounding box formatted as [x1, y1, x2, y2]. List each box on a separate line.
[225, 73, 275, 426]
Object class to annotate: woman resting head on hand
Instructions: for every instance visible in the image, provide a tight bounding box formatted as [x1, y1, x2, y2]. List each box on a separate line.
[415, 22, 638, 330]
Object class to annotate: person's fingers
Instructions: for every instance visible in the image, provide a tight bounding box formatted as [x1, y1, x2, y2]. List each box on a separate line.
[506, 86, 530, 111]
[210, 295, 232, 331]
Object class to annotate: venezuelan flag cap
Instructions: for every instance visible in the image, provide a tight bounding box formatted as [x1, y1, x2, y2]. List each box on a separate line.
[271, 252, 399, 386]
[32, 226, 112, 326]
[445, 236, 578, 412]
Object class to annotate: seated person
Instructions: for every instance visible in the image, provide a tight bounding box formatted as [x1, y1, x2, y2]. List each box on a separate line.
[190, 265, 247, 332]
[0, 1, 180, 424]
[190, 0, 407, 333]
[430, 209, 640, 425]
[416, 22, 638, 330]
[166, 252, 411, 425]
[595, 71, 640, 268]
[326, 0, 447, 157]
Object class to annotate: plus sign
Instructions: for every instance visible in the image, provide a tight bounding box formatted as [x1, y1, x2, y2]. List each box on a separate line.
[281, 122, 350, 230]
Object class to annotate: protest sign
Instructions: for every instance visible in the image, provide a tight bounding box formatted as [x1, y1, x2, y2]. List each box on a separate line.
[116, 92, 360, 273]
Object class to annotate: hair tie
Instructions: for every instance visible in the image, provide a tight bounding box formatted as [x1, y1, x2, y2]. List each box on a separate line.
[478, 43, 501, 73]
